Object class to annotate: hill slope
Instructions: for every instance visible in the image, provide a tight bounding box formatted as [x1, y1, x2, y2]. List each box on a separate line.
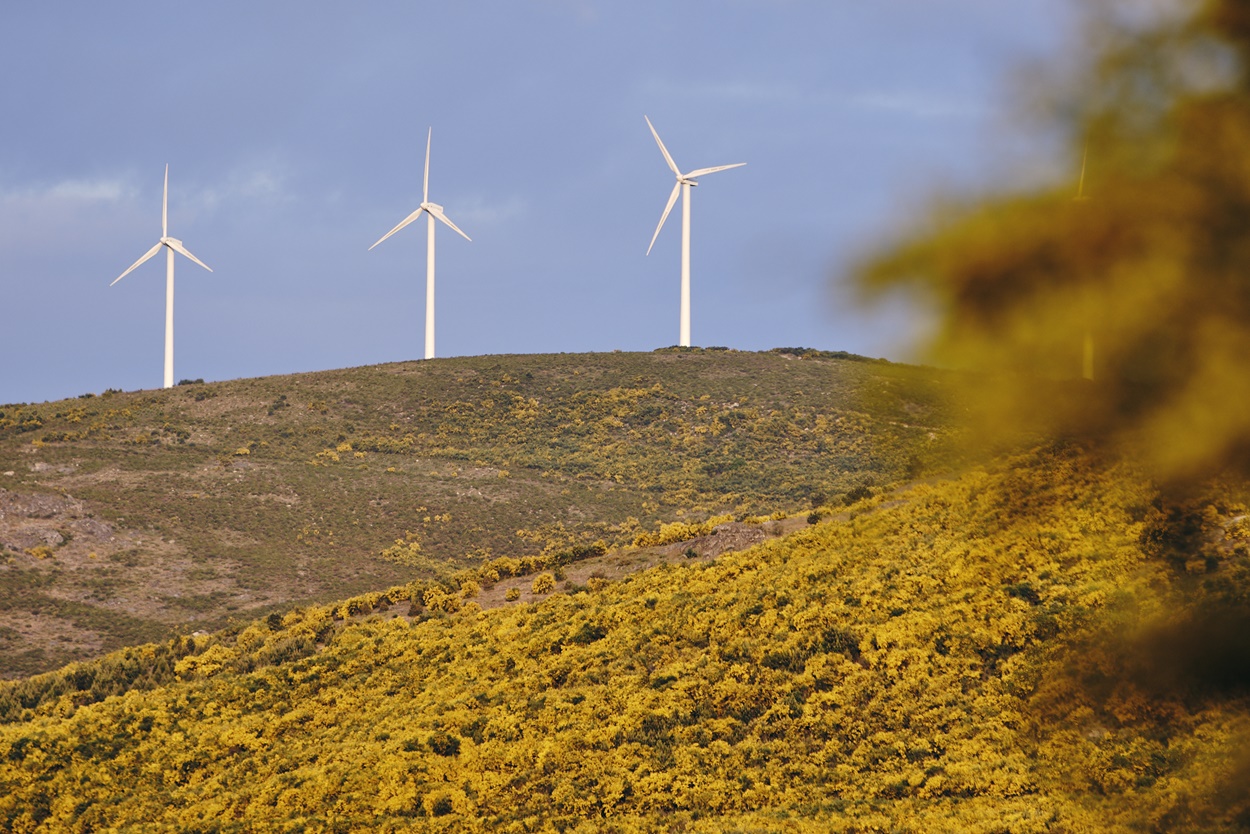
[0, 349, 955, 678]
[2, 448, 1246, 831]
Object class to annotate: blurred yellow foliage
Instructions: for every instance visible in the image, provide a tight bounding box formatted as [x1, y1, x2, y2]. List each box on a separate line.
[857, 1, 1250, 487]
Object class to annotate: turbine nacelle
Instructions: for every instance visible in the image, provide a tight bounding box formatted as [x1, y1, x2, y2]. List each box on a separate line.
[161, 236, 213, 273]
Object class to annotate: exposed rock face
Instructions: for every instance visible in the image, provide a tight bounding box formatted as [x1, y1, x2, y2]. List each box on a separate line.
[0, 487, 84, 521]
[0, 487, 108, 553]
[70, 517, 114, 540]
[1, 527, 64, 552]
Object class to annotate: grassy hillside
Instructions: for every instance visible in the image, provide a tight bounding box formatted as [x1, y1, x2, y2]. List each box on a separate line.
[0, 349, 956, 678]
[2, 447, 1246, 831]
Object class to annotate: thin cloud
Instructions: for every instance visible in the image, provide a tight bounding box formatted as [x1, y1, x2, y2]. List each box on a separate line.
[848, 91, 980, 119]
[0, 176, 136, 207]
[690, 81, 803, 104]
[0, 176, 142, 250]
[643, 77, 803, 106]
[189, 165, 290, 215]
[452, 195, 528, 229]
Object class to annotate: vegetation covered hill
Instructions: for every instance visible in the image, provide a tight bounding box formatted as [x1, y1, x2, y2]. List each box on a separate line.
[2, 447, 1247, 831]
[0, 349, 955, 678]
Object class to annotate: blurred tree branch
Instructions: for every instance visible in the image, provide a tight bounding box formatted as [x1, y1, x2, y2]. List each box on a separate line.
[856, 0, 1250, 486]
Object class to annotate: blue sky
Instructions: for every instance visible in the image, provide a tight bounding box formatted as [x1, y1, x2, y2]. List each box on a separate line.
[1, 1, 1074, 404]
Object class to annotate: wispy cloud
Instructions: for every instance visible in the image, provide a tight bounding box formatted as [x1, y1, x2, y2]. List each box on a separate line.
[642, 77, 803, 106]
[689, 81, 803, 104]
[452, 195, 528, 228]
[0, 163, 291, 221]
[642, 73, 980, 121]
[189, 164, 290, 214]
[848, 91, 979, 119]
[0, 176, 144, 251]
[0, 176, 136, 207]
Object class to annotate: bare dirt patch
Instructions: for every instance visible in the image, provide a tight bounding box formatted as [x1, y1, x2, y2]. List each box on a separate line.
[473, 520, 811, 610]
[0, 610, 106, 671]
[0, 485, 267, 678]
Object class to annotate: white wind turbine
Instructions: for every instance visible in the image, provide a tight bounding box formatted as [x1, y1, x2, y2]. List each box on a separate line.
[111, 165, 213, 389]
[370, 128, 471, 360]
[644, 115, 745, 347]
[1074, 146, 1094, 381]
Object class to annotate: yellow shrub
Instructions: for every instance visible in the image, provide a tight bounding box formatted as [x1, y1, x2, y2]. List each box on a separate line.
[423, 587, 461, 613]
[380, 534, 422, 566]
[174, 643, 235, 679]
[632, 513, 734, 547]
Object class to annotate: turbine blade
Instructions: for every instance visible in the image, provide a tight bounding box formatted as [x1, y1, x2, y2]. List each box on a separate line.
[424, 127, 432, 204]
[110, 242, 163, 286]
[1075, 145, 1088, 201]
[686, 162, 746, 178]
[647, 182, 681, 256]
[369, 207, 426, 250]
[644, 116, 681, 176]
[167, 239, 213, 272]
[162, 164, 169, 238]
[429, 206, 472, 242]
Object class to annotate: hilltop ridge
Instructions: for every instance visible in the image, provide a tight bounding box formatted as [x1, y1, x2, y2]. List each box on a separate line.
[0, 349, 957, 678]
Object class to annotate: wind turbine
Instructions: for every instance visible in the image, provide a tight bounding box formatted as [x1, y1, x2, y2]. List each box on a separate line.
[111, 165, 213, 389]
[644, 115, 745, 347]
[369, 128, 471, 361]
[1074, 146, 1094, 381]
[1074, 146, 1090, 204]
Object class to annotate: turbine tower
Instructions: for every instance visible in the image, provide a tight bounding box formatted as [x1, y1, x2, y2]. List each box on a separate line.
[111, 165, 213, 389]
[1074, 146, 1094, 381]
[644, 115, 745, 347]
[370, 128, 471, 360]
